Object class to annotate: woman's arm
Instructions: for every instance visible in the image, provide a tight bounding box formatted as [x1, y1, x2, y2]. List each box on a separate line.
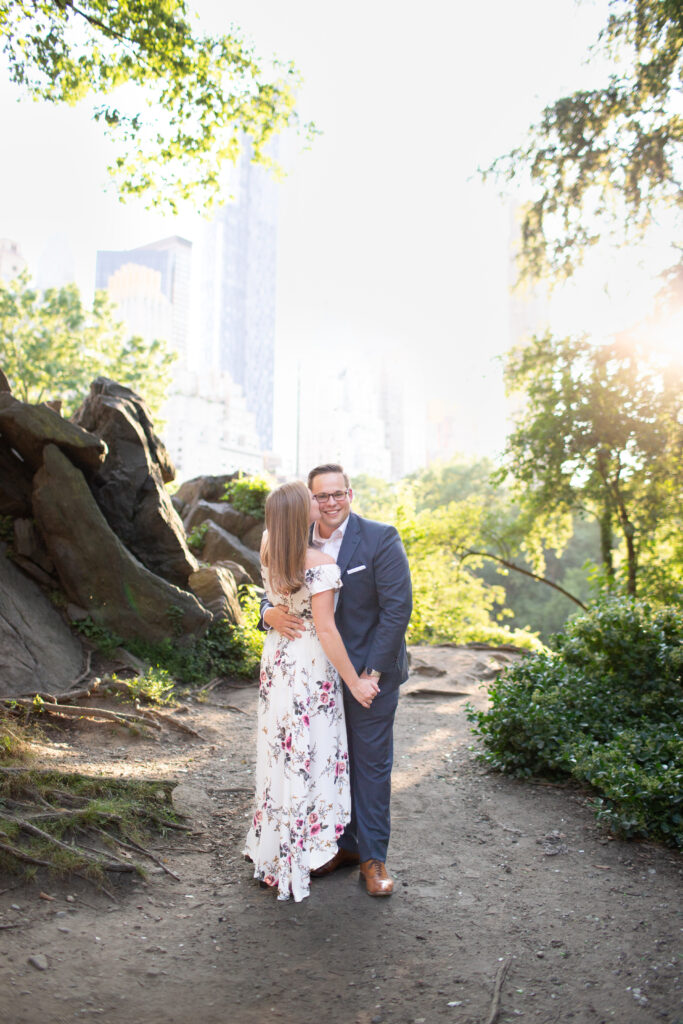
[311, 588, 379, 709]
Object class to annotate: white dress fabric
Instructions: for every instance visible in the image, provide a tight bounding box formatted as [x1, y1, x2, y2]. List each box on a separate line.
[243, 563, 351, 902]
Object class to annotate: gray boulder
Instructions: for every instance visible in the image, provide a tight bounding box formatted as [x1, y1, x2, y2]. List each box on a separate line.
[174, 474, 238, 517]
[32, 444, 212, 645]
[201, 521, 262, 584]
[72, 378, 197, 588]
[188, 566, 243, 624]
[0, 545, 83, 697]
[183, 499, 261, 541]
[0, 393, 106, 474]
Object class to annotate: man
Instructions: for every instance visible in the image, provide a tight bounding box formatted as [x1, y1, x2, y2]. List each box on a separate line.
[260, 463, 412, 896]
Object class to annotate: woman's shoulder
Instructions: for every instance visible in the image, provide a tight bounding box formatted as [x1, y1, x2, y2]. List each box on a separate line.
[305, 548, 336, 569]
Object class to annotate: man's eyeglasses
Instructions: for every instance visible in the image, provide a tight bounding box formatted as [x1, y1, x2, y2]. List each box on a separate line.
[312, 490, 349, 505]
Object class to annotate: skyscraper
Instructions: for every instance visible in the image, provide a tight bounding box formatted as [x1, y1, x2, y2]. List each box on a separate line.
[96, 235, 192, 364]
[200, 145, 278, 451]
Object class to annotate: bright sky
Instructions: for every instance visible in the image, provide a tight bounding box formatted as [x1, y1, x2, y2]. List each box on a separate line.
[0, 0, 676, 465]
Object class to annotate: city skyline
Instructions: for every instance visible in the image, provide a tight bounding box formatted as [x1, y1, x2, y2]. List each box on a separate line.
[1, 0, 676, 482]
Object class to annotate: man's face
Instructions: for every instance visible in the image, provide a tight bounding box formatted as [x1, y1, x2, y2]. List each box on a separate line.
[310, 471, 352, 535]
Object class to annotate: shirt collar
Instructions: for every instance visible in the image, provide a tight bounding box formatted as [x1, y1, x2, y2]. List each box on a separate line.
[311, 513, 350, 547]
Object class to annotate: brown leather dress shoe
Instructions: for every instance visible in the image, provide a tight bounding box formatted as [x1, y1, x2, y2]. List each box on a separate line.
[359, 859, 394, 896]
[311, 847, 361, 877]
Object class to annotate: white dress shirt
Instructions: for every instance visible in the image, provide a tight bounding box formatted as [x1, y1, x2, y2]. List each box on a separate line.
[311, 514, 350, 561]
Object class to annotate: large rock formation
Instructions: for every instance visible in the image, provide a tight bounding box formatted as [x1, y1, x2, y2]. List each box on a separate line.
[32, 444, 211, 644]
[0, 545, 83, 697]
[0, 392, 106, 474]
[73, 378, 197, 588]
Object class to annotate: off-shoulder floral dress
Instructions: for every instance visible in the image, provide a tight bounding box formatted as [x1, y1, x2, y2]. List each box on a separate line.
[243, 562, 351, 902]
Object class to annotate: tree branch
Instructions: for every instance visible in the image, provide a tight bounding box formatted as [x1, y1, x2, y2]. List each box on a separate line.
[462, 551, 587, 609]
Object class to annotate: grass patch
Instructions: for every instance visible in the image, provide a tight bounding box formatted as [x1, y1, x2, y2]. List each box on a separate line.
[0, 768, 185, 882]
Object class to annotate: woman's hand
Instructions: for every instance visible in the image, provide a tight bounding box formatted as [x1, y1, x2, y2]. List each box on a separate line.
[349, 675, 380, 709]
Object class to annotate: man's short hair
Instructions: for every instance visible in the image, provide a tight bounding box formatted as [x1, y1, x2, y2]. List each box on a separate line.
[307, 463, 350, 490]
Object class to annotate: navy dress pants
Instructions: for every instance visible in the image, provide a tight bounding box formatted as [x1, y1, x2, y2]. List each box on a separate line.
[340, 681, 399, 863]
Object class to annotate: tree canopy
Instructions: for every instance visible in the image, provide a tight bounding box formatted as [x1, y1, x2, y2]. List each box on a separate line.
[0, 1, 308, 210]
[0, 271, 175, 415]
[485, 0, 683, 281]
[499, 333, 683, 598]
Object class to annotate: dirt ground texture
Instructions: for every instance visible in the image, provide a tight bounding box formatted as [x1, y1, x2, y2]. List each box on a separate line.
[0, 644, 681, 1024]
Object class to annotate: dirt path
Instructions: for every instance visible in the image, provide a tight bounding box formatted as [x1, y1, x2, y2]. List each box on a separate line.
[1, 646, 681, 1024]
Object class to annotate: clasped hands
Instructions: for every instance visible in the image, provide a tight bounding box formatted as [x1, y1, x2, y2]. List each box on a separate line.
[263, 604, 380, 708]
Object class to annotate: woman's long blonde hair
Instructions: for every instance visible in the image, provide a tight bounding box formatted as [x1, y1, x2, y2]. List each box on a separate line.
[261, 481, 310, 595]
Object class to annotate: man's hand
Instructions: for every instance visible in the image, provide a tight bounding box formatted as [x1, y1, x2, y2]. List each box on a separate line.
[264, 604, 304, 639]
[350, 672, 381, 709]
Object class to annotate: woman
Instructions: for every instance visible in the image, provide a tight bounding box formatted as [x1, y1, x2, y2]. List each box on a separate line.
[243, 481, 378, 901]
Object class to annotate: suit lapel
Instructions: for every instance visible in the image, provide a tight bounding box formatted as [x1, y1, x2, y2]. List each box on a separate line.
[337, 513, 361, 576]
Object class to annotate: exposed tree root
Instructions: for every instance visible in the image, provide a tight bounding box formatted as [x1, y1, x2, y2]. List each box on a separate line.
[0, 769, 187, 882]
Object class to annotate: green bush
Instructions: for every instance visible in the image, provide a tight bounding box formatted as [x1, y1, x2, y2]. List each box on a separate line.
[73, 588, 263, 685]
[467, 597, 683, 848]
[222, 474, 272, 520]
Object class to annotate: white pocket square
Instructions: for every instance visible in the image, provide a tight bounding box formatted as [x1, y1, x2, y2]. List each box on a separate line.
[347, 565, 367, 574]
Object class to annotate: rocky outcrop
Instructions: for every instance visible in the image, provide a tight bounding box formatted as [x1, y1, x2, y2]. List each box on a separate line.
[183, 499, 263, 548]
[73, 379, 197, 588]
[32, 445, 211, 644]
[173, 474, 238, 517]
[0, 392, 106, 474]
[0, 545, 83, 697]
[188, 566, 243, 624]
[200, 521, 262, 584]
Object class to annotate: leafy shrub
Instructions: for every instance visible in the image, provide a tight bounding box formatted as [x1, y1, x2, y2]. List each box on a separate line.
[186, 521, 209, 552]
[77, 587, 263, 686]
[122, 666, 176, 705]
[467, 597, 683, 848]
[222, 474, 272, 520]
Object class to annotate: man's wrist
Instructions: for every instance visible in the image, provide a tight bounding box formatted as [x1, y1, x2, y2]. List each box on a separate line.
[365, 668, 381, 679]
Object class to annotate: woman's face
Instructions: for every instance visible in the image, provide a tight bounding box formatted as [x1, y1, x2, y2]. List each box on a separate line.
[309, 489, 321, 525]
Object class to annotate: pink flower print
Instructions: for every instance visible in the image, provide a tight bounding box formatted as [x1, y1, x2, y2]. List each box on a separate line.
[304, 759, 311, 772]
[264, 874, 276, 887]
[329, 698, 335, 708]
[310, 823, 321, 836]
[253, 810, 262, 827]
[335, 823, 344, 837]
[320, 693, 329, 704]
[285, 734, 292, 751]
[302, 714, 310, 727]
[296, 818, 304, 828]
[308, 811, 319, 824]
[335, 761, 346, 776]
[297, 838, 304, 848]
[321, 680, 333, 692]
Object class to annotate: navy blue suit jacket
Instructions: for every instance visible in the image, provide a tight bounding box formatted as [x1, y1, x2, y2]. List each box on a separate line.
[259, 512, 412, 689]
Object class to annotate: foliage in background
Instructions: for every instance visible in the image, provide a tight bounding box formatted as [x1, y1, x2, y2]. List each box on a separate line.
[222, 474, 272, 521]
[352, 473, 541, 650]
[499, 334, 683, 599]
[484, 0, 683, 281]
[0, 272, 175, 416]
[467, 598, 683, 848]
[0, 0, 310, 211]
